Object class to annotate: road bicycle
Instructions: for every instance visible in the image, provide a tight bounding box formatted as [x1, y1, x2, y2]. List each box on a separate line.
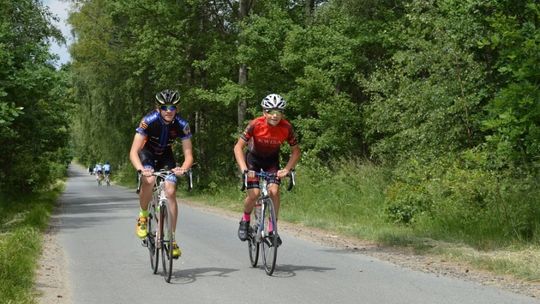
[104, 173, 111, 186]
[137, 168, 193, 282]
[96, 172, 104, 186]
[241, 169, 295, 276]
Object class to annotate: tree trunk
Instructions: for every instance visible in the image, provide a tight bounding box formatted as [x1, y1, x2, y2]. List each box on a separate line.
[305, 0, 315, 25]
[237, 0, 250, 130]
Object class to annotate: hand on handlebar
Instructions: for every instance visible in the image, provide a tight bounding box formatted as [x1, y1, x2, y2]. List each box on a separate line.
[140, 167, 154, 177]
[277, 168, 291, 179]
[243, 169, 256, 178]
[172, 166, 189, 176]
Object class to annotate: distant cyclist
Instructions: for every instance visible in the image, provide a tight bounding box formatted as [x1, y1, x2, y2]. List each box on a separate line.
[129, 89, 194, 258]
[233, 93, 301, 245]
[103, 161, 111, 176]
[94, 163, 103, 180]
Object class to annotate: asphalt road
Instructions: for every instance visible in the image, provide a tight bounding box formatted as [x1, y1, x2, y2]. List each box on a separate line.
[55, 165, 539, 304]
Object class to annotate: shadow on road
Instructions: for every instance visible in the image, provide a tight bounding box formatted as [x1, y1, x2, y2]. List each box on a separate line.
[265, 264, 335, 278]
[170, 267, 239, 284]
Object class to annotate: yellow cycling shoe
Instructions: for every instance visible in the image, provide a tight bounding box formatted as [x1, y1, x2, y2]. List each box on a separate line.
[136, 216, 148, 239]
[172, 241, 181, 259]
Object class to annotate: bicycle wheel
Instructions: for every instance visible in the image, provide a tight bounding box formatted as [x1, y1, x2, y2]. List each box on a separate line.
[248, 222, 259, 267]
[160, 205, 174, 282]
[261, 198, 278, 275]
[147, 206, 159, 274]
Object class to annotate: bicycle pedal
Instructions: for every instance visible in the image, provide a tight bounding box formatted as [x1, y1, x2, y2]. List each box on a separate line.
[141, 239, 148, 247]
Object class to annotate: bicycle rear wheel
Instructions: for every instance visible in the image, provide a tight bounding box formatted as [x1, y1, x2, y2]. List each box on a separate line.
[161, 205, 174, 282]
[261, 198, 278, 275]
[147, 206, 159, 274]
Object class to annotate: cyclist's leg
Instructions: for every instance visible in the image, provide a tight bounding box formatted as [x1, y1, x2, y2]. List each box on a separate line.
[243, 152, 263, 218]
[267, 183, 281, 220]
[136, 150, 157, 238]
[164, 181, 178, 231]
[263, 162, 281, 224]
[158, 152, 182, 258]
[158, 152, 179, 231]
[164, 179, 181, 257]
[138, 149, 157, 211]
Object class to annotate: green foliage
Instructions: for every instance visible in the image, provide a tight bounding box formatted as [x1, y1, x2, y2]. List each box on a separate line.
[385, 154, 540, 247]
[479, 1, 540, 170]
[0, 0, 72, 194]
[364, 0, 487, 164]
[282, 158, 390, 236]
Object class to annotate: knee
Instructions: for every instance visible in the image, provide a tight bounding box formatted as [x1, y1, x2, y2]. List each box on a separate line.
[143, 176, 155, 186]
[246, 191, 259, 202]
[268, 188, 279, 198]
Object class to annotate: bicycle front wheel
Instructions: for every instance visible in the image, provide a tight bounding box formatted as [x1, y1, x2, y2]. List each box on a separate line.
[248, 222, 259, 267]
[161, 205, 174, 282]
[261, 198, 278, 276]
[148, 206, 159, 274]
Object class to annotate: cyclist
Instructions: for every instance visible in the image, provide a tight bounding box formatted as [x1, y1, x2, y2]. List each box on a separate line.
[94, 163, 103, 181]
[103, 161, 111, 176]
[233, 93, 301, 245]
[129, 89, 193, 259]
[103, 161, 111, 184]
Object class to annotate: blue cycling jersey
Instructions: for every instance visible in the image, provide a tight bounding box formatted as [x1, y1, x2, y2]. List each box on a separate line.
[136, 110, 192, 155]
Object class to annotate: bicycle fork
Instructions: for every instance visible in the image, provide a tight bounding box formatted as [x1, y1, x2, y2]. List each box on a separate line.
[255, 197, 276, 243]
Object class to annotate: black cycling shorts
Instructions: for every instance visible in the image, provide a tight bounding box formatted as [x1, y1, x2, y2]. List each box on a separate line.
[138, 147, 176, 171]
[245, 152, 280, 189]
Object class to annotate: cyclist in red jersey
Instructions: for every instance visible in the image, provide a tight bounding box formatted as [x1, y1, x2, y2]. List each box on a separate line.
[234, 94, 301, 244]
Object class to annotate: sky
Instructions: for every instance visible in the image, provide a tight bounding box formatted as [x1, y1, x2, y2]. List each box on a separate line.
[43, 0, 73, 67]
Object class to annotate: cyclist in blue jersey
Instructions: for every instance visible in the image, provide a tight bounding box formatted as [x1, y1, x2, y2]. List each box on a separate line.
[129, 89, 194, 258]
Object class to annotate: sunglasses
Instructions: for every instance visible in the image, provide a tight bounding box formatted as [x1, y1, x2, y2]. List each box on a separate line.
[264, 109, 284, 115]
[160, 105, 177, 111]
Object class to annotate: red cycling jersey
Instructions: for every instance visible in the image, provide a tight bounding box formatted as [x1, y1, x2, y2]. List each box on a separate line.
[240, 116, 298, 161]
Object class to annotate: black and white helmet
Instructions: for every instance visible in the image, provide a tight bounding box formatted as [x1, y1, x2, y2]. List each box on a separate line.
[261, 94, 286, 110]
[155, 89, 180, 105]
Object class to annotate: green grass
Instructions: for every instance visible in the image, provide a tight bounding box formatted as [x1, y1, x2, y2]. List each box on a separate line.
[0, 184, 63, 304]
[170, 159, 540, 283]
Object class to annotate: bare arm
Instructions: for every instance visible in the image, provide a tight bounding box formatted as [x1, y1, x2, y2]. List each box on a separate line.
[278, 144, 301, 178]
[129, 133, 147, 171]
[233, 138, 248, 172]
[175, 138, 194, 174]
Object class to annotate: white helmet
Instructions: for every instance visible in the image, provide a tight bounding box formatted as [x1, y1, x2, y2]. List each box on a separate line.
[261, 94, 286, 110]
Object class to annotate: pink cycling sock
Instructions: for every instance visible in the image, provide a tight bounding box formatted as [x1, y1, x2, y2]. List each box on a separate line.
[268, 220, 275, 232]
[242, 212, 250, 222]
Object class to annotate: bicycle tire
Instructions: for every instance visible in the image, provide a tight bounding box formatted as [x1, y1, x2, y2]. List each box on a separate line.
[148, 207, 159, 274]
[261, 198, 278, 275]
[161, 205, 174, 282]
[248, 223, 259, 267]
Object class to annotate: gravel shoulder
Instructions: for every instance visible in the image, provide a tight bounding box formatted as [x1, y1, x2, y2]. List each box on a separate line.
[35, 205, 71, 304]
[35, 199, 539, 303]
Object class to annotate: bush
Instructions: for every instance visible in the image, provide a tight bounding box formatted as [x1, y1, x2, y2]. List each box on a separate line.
[385, 155, 540, 248]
